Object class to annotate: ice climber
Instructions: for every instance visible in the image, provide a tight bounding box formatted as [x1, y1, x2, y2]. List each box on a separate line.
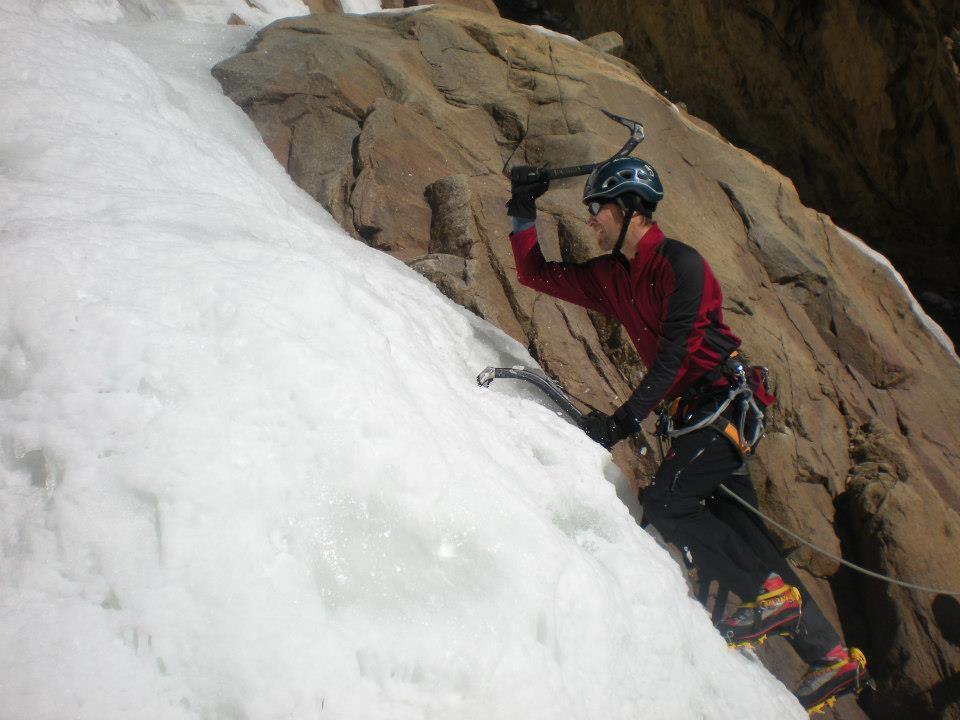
[505, 157, 869, 714]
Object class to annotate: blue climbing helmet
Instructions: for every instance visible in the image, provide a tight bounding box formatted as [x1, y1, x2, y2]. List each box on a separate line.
[583, 156, 664, 217]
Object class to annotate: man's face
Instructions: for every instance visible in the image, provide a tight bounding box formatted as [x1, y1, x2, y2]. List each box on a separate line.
[587, 201, 623, 251]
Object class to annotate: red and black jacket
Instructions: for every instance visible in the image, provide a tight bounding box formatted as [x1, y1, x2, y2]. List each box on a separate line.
[509, 223, 740, 427]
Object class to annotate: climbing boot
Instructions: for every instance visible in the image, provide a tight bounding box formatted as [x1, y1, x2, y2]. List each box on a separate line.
[719, 574, 802, 648]
[797, 646, 871, 715]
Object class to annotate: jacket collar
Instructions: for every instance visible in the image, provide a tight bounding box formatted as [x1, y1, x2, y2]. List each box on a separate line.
[630, 223, 665, 270]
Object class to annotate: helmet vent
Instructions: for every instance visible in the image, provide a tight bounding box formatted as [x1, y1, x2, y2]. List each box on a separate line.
[582, 156, 663, 209]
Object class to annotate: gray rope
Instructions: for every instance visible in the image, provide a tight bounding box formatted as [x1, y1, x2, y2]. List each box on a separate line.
[717, 483, 960, 598]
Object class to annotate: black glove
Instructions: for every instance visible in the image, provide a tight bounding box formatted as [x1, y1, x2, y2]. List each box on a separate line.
[506, 165, 549, 221]
[580, 410, 630, 450]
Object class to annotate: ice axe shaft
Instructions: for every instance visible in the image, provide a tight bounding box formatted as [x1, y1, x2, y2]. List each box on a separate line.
[544, 163, 597, 180]
[507, 109, 646, 183]
[477, 365, 649, 456]
[509, 163, 596, 183]
[477, 366, 586, 426]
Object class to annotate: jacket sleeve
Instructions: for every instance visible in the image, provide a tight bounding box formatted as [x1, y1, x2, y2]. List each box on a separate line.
[614, 244, 706, 426]
[509, 226, 612, 315]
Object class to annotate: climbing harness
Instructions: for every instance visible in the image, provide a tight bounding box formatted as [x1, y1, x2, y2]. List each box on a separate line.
[657, 351, 773, 456]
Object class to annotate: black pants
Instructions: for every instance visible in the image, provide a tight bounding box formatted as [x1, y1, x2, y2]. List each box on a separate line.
[642, 429, 841, 663]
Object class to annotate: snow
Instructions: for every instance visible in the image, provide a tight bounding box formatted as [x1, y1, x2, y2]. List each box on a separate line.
[836, 228, 960, 365]
[0, 3, 805, 719]
[341, 0, 383, 14]
[0, 0, 310, 25]
[369, 4, 433, 16]
[529, 24, 579, 44]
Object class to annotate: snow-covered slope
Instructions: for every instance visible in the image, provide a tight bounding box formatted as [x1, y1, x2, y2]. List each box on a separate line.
[0, 4, 806, 719]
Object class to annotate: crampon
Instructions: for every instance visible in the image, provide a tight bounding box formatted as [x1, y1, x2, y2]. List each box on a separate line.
[799, 647, 874, 715]
[724, 620, 801, 651]
[719, 583, 802, 648]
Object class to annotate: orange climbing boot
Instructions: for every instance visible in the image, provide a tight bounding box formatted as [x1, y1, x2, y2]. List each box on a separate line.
[797, 645, 871, 714]
[718, 574, 802, 648]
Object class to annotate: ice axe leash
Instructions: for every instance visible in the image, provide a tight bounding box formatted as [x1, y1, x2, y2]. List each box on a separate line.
[505, 108, 646, 184]
[476, 365, 960, 598]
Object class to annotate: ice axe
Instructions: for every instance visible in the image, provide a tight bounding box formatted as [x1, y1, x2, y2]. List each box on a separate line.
[477, 365, 654, 459]
[477, 366, 587, 426]
[506, 108, 646, 185]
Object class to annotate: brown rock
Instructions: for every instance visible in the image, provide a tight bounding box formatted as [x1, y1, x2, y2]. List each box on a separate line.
[582, 30, 623, 57]
[213, 7, 960, 717]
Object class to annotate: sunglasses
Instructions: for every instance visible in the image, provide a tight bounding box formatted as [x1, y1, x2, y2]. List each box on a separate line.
[587, 201, 605, 217]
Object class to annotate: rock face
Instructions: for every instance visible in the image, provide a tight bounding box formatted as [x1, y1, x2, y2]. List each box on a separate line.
[213, 7, 960, 718]
[582, 30, 623, 57]
[512, 0, 960, 348]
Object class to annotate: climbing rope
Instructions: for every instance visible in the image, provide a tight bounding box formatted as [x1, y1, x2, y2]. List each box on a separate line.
[717, 483, 960, 598]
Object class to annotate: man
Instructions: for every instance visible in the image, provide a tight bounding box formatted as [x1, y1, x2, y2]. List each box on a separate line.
[506, 157, 868, 713]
